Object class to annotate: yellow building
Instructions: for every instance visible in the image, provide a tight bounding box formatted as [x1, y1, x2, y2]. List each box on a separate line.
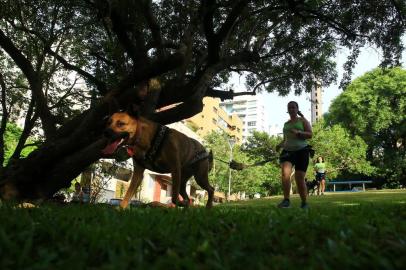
[187, 97, 243, 144]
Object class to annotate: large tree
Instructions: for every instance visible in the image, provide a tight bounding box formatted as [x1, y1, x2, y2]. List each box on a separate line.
[240, 131, 283, 195]
[0, 0, 405, 200]
[326, 67, 406, 185]
[205, 130, 281, 197]
[309, 120, 375, 180]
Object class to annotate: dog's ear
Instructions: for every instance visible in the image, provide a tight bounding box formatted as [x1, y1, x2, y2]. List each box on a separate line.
[126, 104, 140, 118]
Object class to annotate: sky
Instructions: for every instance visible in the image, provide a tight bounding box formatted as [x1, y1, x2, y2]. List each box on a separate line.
[230, 43, 405, 135]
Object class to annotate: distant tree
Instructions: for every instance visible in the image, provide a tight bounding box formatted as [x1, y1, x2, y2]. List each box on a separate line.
[204, 131, 233, 196]
[205, 131, 262, 195]
[89, 162, 119, 203]
[241, 131, 283, 195]
[229, 145, 269, 197]
[309, 120, 375, 180]
[0, 0, 405, 200]
[2, 123, 37, 166]
[326, 67, 406, 185]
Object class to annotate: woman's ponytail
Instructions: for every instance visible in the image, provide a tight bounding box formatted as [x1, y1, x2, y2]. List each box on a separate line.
[298, 110, 304, 118]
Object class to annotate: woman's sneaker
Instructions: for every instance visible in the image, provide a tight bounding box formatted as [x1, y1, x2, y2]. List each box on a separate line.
[277, 199, 291, 208]
[301, 202, 309, 209]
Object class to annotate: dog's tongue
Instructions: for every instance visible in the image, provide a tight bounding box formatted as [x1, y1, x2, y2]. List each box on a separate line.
[102, 139, 122, 155]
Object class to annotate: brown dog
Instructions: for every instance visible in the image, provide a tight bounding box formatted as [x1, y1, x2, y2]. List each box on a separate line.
[102, 109, 214, 209]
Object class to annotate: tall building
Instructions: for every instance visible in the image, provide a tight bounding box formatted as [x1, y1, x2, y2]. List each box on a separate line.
[220, 95, 268, 142]
[187, 97, 243, 144]
[310, 80, 323, 124]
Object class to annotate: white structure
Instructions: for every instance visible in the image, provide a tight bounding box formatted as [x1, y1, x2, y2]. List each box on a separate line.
[220, 95, 268, 142]
[310, 80, 323, 124]
[268, 124, 282, 137]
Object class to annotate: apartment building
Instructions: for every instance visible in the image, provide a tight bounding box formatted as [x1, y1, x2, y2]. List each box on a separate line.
[187, 97, 243, 144]
[310, 80, 323, 124]
[220, 95, 268, 142]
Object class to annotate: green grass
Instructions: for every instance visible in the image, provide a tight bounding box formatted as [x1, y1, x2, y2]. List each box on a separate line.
[1, 190, 405, 270]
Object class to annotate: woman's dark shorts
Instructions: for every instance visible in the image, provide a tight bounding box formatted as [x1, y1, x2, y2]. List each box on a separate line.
[279, 147, 309, 172]
[316, 172, 326, 182]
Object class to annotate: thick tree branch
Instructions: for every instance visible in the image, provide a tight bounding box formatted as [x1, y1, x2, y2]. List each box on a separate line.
[202, 0, 249, 64]
[217, 0, 249, 43]
[0, 28, 56, 137]
[9, 99, 39, 162]
[117, 52, 185, 93]
[140, 0, 165, 58]
[108, 3, 148, 64]
[0, 72, 8, 174]
[201, 0, 218, 64]
[206, 88, 255, 101]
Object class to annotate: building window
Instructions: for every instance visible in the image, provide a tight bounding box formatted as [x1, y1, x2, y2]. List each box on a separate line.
[213, 107, 218, 114]
[248, 121, 256, 127]
[212, 118, 217, 125]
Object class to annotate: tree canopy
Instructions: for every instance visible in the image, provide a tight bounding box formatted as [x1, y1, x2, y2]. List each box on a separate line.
[309, 120, 375, 180]
[205, 130, 282, 197]
[0, 0, 405, 200]
[326, 67, 406, 185]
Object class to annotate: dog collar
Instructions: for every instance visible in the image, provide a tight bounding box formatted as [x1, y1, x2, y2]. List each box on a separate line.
[126, 146, 135, 156]
[123, 119, 142, 157]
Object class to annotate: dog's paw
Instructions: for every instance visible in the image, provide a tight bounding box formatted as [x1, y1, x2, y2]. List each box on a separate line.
[173, 200, 189, 208]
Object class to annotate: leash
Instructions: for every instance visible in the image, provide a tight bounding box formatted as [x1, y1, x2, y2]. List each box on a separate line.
[214, 156, 278, 170]
[214, 157, 231, 164]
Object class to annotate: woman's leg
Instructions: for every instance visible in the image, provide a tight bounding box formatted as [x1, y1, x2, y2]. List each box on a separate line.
[281, 162, 293, 199]
[321, 179, 326, 194]
[295, 170, 307, 203]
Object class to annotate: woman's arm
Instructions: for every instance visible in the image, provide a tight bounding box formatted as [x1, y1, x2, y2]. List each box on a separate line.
[296, 118, 312, 139]
[290, 119, 312, 139]
[276, 133, 286, 151]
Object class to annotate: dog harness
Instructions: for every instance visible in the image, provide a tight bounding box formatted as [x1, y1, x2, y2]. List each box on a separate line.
[133, 124, 169, 172]
[128, 124, 210, 172]
[189, 149, 210, 165]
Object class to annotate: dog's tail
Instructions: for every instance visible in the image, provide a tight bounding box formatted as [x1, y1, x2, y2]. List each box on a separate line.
[208, 150, 214, 171]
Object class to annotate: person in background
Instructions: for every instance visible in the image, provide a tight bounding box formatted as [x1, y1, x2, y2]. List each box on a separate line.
[314, 156, 327, 195]
[276, 101, 313, 209]
[71, 182, 84, 203]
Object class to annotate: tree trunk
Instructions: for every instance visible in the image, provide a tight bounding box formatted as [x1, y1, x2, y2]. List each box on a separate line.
[0, 57, 219, 201]
[0, 100, 110, 200]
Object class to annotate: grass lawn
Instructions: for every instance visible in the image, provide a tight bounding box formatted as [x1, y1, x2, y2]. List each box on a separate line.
[1, 190, 405, 270]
